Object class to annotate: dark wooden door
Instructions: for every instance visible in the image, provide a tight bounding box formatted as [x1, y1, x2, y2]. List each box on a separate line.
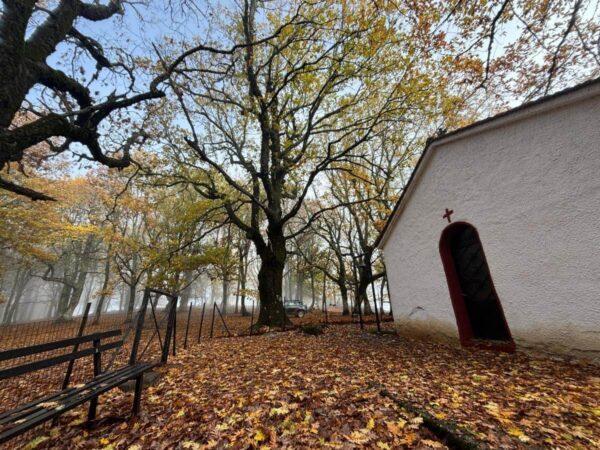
[449, 226, 511, 341]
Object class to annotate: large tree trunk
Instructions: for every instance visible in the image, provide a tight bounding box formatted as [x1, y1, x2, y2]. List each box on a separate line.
[60, 269, 88, 320]
[256, 258, 286, 326]
[60, 235, 97, 321]
[55, 282, 73, 319]
[255, 230, 289, 327]
[340, 282, 350, 316]
[355, 283, 372, 315]
[355, 254, 373, 315]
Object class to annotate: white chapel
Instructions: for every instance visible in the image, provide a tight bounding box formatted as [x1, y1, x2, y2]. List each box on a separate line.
[377, 78, 600, 359]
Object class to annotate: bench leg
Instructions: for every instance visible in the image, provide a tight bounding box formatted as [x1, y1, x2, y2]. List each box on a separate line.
[132, 373, 144, 417]
[88, 396, 98, 424]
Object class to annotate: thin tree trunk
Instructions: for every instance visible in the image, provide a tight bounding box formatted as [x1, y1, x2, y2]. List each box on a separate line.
[221, 275, 229, 313]
[240, 258, 248, 316]
[210, 277, 216, 305]
[295, 264, 304, 303]
[118, 283, 125, 311]
[3, 269, 20, 324]
[234, 276, 240, 314]
[361, 287, 373, 315]
[3, 269, 29, 324]
[379, 278, 385, 314]
[356, 263, 373, 315]
[49, 285, 60, 319]
[59, 234, 97, 321]
[309, 273, 316, 309]
[93, 247, 112, 324]
[321, 275, 326, 311]
[56, 283, 73, 320]
[126, 281, 137, 322]
[179, 270, 193, 311]
[286, 267, 294, 301]
[384, 274, 393, 319]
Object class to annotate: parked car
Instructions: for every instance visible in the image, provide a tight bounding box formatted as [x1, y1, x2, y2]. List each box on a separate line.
[283, 299, 308, 318]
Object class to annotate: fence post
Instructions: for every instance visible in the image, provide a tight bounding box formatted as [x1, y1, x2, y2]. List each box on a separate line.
[87, 338, 102, 422]
[162, 295, 177, 363]
[215, 304, 231, 337]
[129, 288, 151, 365]
[197, 301, 206, 342]
[61, 302, 91, 390]
[209, 303, 216, 338]
[184, 303, 193, 349]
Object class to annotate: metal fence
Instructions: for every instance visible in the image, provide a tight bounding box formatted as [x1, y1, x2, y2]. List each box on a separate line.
[0, 288, 177, 447]
[172, 300, 394, 349]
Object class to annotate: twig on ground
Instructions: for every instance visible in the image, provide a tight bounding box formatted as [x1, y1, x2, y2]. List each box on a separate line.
[379, 389, 487, 450]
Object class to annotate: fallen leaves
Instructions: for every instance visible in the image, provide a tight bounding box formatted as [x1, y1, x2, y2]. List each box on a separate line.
[385, 418, 406, 435]
[253, 429, 266, 443]
[269, 403, 291, 417]
[507, 427, 530, 443]
[38, 402, 59, 409]
[22, 435, 49, 450]
[20, 323, 600, 449]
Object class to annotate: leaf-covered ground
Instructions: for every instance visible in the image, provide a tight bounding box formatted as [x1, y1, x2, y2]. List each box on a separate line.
[26, 324, 599, 449]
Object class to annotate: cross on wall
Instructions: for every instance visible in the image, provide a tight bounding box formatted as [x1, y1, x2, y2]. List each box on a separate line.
[443, 208, 454, 223]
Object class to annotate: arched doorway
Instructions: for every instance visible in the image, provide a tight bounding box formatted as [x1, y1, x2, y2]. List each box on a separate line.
[439, 222, 515, 352]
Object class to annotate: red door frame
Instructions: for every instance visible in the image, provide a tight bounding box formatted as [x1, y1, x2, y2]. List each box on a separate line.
[439, 222, 515, 353]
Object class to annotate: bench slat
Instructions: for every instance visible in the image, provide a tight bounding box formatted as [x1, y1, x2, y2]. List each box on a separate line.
[0, 362, 156, 444]
[0, 340, 123, 381]
[0, 329, 122, 362]
[0, 387, 77, 424]
[0, 363, 150, 426]
[0, 364, 128, 424]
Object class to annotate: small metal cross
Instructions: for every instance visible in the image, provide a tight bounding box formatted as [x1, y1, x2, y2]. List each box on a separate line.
[443, 208, 454, 223]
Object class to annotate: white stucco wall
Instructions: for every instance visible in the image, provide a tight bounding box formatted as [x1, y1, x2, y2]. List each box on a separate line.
[382, 85, 600, 359]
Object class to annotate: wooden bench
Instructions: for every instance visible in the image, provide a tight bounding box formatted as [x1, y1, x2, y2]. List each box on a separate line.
[0, 329, 157, 444]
